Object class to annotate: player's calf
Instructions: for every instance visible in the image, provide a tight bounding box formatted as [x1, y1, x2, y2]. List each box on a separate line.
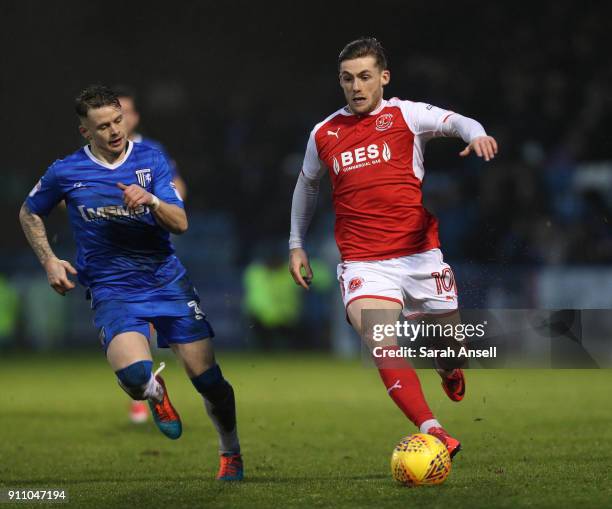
[191, 363, 242, 477]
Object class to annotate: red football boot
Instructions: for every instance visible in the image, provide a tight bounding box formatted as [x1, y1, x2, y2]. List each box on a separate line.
[428, 427, 461, 459]
[216, 453, 244, 481]
[441, 368, 465, 402]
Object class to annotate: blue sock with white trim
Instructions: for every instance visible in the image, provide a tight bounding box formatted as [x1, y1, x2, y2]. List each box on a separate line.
[191, 364, 240, 454]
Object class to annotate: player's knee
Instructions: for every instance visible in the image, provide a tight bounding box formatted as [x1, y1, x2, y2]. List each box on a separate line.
[116, 360, 153, 387]
[115, 360, 153, 399]
[190, 363, 229, 397]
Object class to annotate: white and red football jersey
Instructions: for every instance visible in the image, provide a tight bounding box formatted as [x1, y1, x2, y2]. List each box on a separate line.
[302, 97, 478, 262]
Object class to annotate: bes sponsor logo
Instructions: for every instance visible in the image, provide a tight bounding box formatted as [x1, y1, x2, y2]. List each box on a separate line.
[332, 142, 391, 174]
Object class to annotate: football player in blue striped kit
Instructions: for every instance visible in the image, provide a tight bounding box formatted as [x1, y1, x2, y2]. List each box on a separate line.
[19, 84, 243, 481]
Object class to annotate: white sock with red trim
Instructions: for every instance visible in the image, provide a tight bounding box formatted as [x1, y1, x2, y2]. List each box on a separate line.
[419, 419, 442, 434]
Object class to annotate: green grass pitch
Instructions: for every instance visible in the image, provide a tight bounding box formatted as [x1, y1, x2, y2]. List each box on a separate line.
[1, 353, 611, 508]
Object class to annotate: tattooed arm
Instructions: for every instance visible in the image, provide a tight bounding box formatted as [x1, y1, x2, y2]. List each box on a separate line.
[19, 203, 77, 296]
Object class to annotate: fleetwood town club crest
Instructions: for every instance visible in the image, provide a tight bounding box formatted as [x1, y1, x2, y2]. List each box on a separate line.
[135, 169, 152, 187]
[348, 277, 364, 293]
[375, 113, 394, 131]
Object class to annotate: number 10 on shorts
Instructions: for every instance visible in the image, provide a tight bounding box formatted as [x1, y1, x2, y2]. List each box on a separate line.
[431, 268, 456, 295]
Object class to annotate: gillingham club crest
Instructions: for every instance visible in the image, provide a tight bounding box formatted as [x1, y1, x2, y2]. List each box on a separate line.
[135, 169, 152, 187]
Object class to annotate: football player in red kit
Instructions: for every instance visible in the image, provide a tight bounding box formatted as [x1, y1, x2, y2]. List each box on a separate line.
[289, 37, 498, 458]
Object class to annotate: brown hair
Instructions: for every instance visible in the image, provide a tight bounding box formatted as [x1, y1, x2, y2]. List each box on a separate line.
[75, 84, 120, 118]
[338, 37, 388, 70]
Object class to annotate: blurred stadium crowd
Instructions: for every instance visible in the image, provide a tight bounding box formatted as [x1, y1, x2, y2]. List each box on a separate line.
[1, 1, 611, 349]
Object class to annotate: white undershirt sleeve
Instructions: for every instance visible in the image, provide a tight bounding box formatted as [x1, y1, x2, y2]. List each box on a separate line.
[403, 101, 487, 143]
[289, 127, 326, 249]
[440, 112, 487, 142]
[289, 172, 321, 250]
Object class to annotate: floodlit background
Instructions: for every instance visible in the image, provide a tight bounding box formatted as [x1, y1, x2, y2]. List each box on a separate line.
[1, 1, 611, 353]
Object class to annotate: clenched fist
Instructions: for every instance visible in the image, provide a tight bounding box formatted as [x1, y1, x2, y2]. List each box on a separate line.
[117, 182, 158, 210]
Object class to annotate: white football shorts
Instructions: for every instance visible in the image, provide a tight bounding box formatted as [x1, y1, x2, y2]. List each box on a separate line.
[337, 248, 458, 318]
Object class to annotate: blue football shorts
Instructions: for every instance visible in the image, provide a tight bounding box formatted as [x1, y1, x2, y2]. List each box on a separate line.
[94, 298, 215, 351]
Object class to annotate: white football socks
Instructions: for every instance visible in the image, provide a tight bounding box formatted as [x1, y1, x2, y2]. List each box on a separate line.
[419, 419, 442, 433]
[143, 376, 163, 403]
[143, 363, 166, 404]
[203, 397, 241, 455]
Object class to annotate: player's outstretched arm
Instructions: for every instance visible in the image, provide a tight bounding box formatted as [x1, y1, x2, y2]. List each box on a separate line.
[117, 182, 188, 234]
[441, 113, 498, 162]
[19, 203, 77, 296]
[411, 103, 498, 162]
[444, 114, 498, 161]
